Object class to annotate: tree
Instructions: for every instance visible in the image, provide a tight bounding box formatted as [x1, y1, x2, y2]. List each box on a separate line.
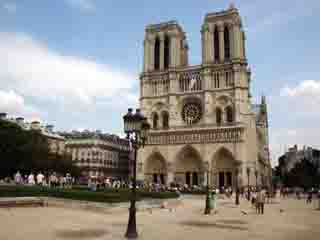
[282, 158, 320, 189]
[0, 119, 80, 179]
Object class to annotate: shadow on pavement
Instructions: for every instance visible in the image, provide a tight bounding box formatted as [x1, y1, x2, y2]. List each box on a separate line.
[180, 220, 248, 231]
[216, 219, 248, 225]
[55, 229, 108, 239]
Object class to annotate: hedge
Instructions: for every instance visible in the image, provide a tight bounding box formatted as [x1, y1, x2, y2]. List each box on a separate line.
[0, 185, 179, 203]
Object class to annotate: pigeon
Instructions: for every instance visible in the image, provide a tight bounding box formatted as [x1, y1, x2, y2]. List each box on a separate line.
[241, 210, 248, 215]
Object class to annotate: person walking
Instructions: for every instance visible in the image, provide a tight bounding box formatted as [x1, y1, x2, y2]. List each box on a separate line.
[257, 189, 266, 214]
[28, 172, 35, 185]
[306, 189, 313, 204]
[36, 172, 44, 186]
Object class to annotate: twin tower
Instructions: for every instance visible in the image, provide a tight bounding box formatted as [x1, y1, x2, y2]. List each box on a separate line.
[142, 4, 246, 73]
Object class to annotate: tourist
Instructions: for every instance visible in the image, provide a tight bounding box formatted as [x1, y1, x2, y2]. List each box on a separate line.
[14, 171, 22, 184]
[36, 172, 45, 186]
[28, 173, 35, 185]
[306, 189, 313, 204]
[256, 188, 266, 214]
[251, 191, 257, 209]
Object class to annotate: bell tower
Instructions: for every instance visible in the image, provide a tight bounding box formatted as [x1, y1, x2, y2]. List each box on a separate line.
[143, 21, 188, 73]
[201, 3, 246, 64]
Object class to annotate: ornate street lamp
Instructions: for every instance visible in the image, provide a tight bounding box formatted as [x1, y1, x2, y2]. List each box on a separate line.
[204, 161, 211, 215]
[254, 168, 258, 188]
[235, 167, 240, 205]
[246, 167, 251, 201]
[123, 108, 150, 239]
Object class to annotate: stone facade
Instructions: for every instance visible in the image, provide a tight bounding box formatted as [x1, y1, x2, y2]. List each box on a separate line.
[137, 5, 272, 189]
[63, 131, 130, 179]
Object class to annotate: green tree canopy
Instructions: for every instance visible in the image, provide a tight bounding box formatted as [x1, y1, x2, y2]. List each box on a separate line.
[0, 120, 79, 179]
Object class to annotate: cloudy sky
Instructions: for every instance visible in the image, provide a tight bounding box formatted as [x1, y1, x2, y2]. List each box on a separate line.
[1, 0, 320, 166]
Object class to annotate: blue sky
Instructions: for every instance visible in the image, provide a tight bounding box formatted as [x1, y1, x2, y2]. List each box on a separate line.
[1, 0, 320, 165]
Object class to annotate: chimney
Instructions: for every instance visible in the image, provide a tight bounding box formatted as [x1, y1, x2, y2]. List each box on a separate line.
[0, 113, 7, 120]
[45, 124, 54, 132]
[31, 121, 41, 130]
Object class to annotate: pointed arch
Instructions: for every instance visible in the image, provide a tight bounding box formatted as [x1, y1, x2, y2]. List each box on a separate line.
[214, 26, 220, 61]
[154, 37, 160, 70]
[224, 26, 230, 60]
[211, 147, 237, 189]
[174, 145, 204, 186]
[145, 151, 167, 184]
[164, 34, 170, 69]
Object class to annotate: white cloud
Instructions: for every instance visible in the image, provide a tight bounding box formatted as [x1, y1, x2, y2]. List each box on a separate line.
[0, 31, 138, 132]
[65, 0, 96, 12]
[0, 89, 40, 119]
[280, 80, 320, 115]
[2, 2, 16, 13]
[268, 79, 320, 166]
[0, 32, 136, 106]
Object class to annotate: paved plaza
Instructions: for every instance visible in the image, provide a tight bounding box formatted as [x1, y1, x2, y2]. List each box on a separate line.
[0, 196, 319, 240]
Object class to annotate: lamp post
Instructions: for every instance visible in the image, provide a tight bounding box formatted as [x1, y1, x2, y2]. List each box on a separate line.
[246, 167, 251, 201]
[204, 162, 211, 215]
[254, 169, 258, 188]
[123, 108, 150, 239]
[235, 167, 240, 205]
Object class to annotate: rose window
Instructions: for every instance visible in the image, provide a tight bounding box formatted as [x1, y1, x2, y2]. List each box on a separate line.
[182, 102, 202, 125]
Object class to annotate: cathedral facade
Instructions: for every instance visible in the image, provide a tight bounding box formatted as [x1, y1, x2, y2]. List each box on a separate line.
[137, 5, 271, 189]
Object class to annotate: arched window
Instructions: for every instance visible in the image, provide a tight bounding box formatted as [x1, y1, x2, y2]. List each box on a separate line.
[164, 35, 170, 69]
[226, 106, 233, 123]
[224, 26, 230, 60]
[152, 112, 159, 129]
[154, 37, 160, 70]
[214, 27, 220, 61]
[161, 111, 169, 129]
[216, 108, 222, 125]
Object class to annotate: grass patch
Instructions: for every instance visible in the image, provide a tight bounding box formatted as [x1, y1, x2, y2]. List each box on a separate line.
[0, 185, 179, 203]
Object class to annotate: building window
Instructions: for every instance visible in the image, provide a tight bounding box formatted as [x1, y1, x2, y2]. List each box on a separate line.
[164, 35, 170, 69]
[154, 37, 160, 70]
[214, 27, 220, 61]
[216, 108, 222, 125]
[152, 112, 159, 129]
[225, 71, 233, 87]
[214, 72, 220, 88]
[224, 26, 230, 60]
[161, 111, 169, 129]
[226, 106, 233, 123]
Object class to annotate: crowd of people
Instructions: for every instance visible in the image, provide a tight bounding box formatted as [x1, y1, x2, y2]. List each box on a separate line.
[2, 172, 320, 211]
[4, 171, 75, 188]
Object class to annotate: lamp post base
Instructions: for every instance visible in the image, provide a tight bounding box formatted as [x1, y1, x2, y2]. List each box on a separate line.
[204, 192, 212, 215]
[125, 206, 138, 239]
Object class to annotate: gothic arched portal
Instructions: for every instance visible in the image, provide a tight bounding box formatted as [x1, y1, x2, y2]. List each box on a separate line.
[145, 152, 167, 184]
[174, 145, 204, 186]
[211, 147, 236, 189]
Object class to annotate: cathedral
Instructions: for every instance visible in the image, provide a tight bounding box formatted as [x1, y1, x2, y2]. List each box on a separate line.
[137, 4, 272, 189]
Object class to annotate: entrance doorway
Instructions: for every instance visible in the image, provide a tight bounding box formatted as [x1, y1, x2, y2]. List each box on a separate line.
[160, 174, 165, 184]
[186, 172, 191, 185]
[153, 173, 158, 183]
[226, 172, 232, 186]
[192, 172, 198, 186]
[219, 172, 225, 188]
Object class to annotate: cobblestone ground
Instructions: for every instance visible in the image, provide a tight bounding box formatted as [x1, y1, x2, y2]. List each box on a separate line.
[0, 195, 319, 240]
